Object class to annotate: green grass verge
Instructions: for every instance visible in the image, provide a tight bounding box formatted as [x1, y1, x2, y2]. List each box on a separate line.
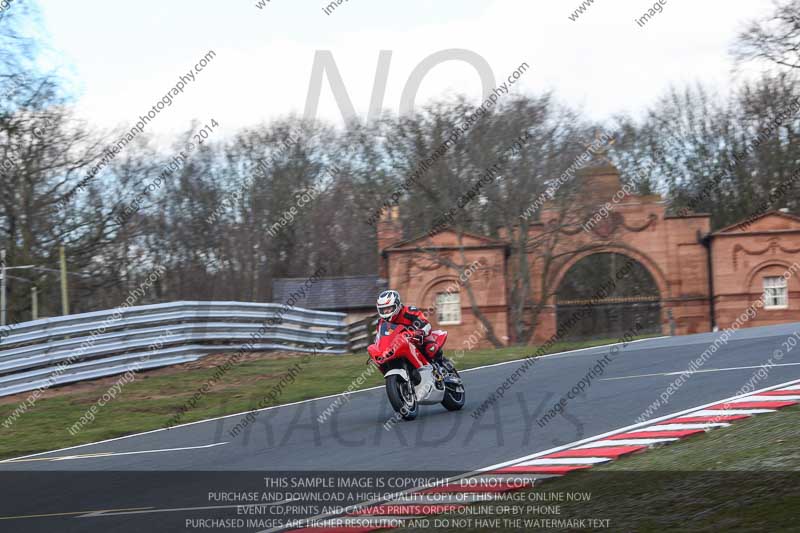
[400, 404, 800, 532]
[0, 336, 640, 460]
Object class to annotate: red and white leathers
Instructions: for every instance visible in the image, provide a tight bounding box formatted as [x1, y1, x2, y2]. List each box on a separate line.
[377, 305, 433, 369]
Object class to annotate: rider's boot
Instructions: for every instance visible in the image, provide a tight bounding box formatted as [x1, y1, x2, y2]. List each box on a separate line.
[436, 352, 462, 385]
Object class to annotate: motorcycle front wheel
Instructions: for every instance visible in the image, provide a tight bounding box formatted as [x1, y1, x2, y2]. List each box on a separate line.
[386, 375, 418, 421]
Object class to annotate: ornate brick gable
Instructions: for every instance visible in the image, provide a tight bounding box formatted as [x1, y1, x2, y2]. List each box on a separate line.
[711, 211, 800, 330]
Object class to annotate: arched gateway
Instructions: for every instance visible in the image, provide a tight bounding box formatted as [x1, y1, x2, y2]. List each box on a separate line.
[555, 252, 662, 341]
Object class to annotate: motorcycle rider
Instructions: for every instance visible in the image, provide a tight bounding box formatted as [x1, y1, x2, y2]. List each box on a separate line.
[375, 290, 441, 398]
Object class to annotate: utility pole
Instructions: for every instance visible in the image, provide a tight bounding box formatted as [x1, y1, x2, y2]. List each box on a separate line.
[31, 285, 38, 320]
[1, 249, 6, 326]
[59, 245, 69, 316]
[0, 250, 86, 322]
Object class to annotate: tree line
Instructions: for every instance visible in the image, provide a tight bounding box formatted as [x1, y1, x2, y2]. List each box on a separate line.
[0, 0, 798, 337]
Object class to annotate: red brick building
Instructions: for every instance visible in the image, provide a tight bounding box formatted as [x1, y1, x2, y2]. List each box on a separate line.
[710, 212, 800, 330]
[376, 160, 800, 348]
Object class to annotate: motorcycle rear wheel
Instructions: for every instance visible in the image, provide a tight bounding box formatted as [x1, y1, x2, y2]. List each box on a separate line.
[386, 375, 418, 420]
[441, 365, 465, 411]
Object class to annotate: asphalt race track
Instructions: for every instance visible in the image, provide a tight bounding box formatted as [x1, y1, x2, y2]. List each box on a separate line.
[1, 322, 799, 532]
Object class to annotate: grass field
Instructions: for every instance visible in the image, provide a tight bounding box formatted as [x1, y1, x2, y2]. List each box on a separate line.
[400, 404, 800, 532]
[0, 336, 639, 460]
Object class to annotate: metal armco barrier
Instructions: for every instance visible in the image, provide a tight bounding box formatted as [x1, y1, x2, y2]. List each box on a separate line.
[0, 301, 352, 397]
[346, 315, 378, 353]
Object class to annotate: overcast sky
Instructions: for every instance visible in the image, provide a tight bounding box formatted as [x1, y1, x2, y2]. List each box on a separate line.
[37, 0, 772, 143]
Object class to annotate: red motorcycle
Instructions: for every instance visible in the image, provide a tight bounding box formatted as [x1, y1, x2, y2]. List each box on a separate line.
[367, 322, 465, 420]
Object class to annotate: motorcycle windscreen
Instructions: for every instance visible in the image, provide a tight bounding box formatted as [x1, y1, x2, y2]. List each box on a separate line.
[375, 322, 406, 350]
[377, 321, 399, 337]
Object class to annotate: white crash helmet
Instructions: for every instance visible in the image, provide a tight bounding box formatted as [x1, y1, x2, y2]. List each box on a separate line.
[376, 290, 402, 319]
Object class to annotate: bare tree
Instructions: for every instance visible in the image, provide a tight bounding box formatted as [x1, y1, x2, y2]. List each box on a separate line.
[734, 0, 800, 70]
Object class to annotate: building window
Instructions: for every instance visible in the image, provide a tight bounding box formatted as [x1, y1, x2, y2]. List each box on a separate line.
[763, 276, 788, 309]
[436, 292, 461, 325]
